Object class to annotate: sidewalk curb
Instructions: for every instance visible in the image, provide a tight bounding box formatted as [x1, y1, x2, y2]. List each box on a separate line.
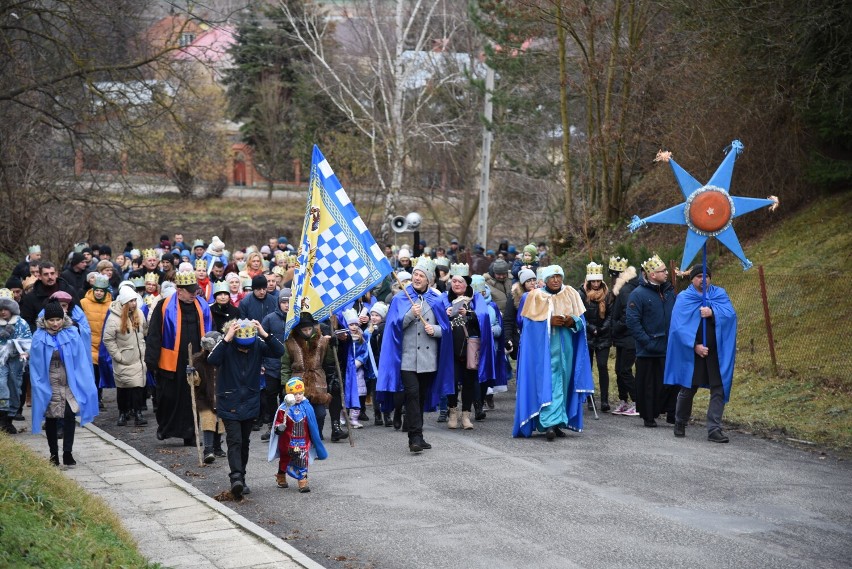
[82, 421, 326, 569]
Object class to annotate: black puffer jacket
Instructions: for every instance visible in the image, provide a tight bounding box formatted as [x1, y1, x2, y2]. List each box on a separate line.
[579, 282, 612, 350]
[611, 266, 640, 349]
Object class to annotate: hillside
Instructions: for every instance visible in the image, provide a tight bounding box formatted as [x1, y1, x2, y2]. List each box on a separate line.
[684, 191, 852, 453]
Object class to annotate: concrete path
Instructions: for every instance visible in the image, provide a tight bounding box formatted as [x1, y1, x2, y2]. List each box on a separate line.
[17, 413, 325, 569]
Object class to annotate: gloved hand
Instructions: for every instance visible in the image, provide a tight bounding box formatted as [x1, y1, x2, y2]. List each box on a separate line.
[284, 393, 296, 406]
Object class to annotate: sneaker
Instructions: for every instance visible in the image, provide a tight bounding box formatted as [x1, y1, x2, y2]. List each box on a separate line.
[260, 428, 271, 441]
[203, 451, 215, 464]
[437, 409, 447, 423]
[611, 401, 628, 415]
[624, 404, 639, 416]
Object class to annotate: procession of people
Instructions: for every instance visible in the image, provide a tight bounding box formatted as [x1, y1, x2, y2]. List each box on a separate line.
[4, 233, 739, 499]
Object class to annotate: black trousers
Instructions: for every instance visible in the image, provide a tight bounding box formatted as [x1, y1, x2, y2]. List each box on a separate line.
[223, 418, 254, 483]
[260, 375, 280, 424]
[447, 360, 477, 411]
[116, 386, 145, 414]
[589, 346, 611, 402]
[401, 370, 435, 441]
[45, 402, 76, 456]
[614, 346, 637, 402]
[635, 356, 676, 420]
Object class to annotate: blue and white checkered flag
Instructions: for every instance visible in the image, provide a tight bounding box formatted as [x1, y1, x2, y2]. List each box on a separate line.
[285, 145, 393, 339]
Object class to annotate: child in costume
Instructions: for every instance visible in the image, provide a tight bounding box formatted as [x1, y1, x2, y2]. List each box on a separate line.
[30, 301, 99, 466]
[268, 377, 327, 493]
[341, 308, 369, 428]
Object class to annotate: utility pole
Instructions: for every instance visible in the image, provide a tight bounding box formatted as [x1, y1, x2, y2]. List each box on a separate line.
[477, 65, 494, 249]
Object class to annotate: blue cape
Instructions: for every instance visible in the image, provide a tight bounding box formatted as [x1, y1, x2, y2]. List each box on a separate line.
[489, 300, 509, 387]
[513, 313, 594, 437]
[663, 285, 737, 402]
[343, 331, 369, 409]
[441, 292, 496, 384]
[30, 323, 99, 434]
[376, 285, 454, 411]
[267, 399, 328, 462]
[97, 310, 115, 388]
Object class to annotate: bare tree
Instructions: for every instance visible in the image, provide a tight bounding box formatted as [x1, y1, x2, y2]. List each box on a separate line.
[275, 0, 483, 241]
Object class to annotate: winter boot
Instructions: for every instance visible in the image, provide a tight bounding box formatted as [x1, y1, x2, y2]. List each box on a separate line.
[276, 472, 289, 488]
[461, 411, 474, 430]
[447, 407, 459, 429]
[134, 411, 148, 426]
[331, 421, 348, 442]
[474, 401, 486, 421]
[674, 422, 686, 438]
[485, 393, 495, 410]
[298, 478, 310, 493]
[383, 412, 393, 427]
[349, 409, 363, 429]
[62, 452, 76, 466]
[374, 412, 384, 426]
[437, 408, 448, 423]
[1, 412, 17, 434]
[117, 413, 128, 427]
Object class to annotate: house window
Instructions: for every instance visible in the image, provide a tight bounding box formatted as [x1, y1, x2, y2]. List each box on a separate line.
[179, 32, 195, 47]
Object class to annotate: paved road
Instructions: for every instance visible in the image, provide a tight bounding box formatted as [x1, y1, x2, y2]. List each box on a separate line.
[94, 388, 852, 569]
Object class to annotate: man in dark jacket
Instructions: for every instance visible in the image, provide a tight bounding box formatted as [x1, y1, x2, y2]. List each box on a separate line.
[12, 245, 42, 280]
[19, 262, 79, 331]
[60, 252, 89, 297]
[207, 319, 285, 499]
[610, 262, 640, 415]
[259, 289, 290, 440]
[626, 255, 676, 427]
[239, 275, 277, 322]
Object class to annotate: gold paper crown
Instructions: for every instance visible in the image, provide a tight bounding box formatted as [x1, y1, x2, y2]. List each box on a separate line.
[144, 272, 159, 284]
[142, 248, 157, 260]
[272, 266, 286, 277]
[287, 255, 298, 267]
[609, 256, 628, 273]
[449, 263, 469, 277]
[175, 270, 197, 287]
[235, 323, 257, 339]
[274, 250, 287, 260]
[285, 377, 305, 394]
[0, 288, 13, 299]
[194, 259, 207, 270]
[642, 254, 665, 274]
[586, 262, 604, 281]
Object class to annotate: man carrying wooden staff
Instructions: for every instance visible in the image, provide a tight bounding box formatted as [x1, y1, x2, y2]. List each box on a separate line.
[377, 258, 454, 454]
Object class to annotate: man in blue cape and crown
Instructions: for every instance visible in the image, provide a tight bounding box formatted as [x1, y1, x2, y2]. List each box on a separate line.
[513, 265, 594, 439]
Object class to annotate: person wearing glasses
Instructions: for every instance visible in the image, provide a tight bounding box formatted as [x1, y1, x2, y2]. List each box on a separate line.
[625, 255, 677, 428]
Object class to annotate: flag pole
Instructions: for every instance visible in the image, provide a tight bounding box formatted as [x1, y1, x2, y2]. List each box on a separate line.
[392, 271, 429, 326]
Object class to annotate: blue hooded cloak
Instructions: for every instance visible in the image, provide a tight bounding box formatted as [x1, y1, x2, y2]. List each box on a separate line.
[376, 285, 454, 411]
[30, 318, 99, 434]
[663, 284, 737, 402]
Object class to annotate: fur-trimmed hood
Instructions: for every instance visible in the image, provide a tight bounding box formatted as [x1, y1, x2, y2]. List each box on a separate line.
[0, 297, 20, 316]
[612, 266, 637, 296]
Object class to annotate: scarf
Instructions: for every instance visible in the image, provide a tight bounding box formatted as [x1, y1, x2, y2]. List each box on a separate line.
[585, 283, 608, 319]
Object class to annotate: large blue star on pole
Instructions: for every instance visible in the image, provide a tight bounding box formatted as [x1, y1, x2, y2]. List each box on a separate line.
[628, 139, 779, 271]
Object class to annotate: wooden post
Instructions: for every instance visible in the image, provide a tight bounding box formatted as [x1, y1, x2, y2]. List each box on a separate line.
[757, 265, 778, 376]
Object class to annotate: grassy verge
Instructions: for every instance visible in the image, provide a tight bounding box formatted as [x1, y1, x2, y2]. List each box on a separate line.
[0, 433, 159, 568]
[707, 191, 852, 455]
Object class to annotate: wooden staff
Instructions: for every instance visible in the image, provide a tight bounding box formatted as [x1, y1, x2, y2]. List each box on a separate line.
[186, 343, 204, 467]
[392, 271, 429, 326]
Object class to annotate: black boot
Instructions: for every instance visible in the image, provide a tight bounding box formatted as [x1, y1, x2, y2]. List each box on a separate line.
[0, 412, 17, 434]
[374, 413, 384, 426]
[674, 422, 686, 437]
[474, 402, 486, 421]
[63, 452, 76, 466]
[117, 413, 128, 427]
[331, 421, 348, 442]
[134, 411, 148, 426]
[383, 412, 393, 427]
[393, 409, 402, 430]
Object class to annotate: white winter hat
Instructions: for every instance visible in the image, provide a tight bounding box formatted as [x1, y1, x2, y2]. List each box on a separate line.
[118, 287, 138, 305]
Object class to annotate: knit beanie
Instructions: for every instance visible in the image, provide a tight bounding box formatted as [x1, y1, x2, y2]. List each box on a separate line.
[44, 302, 64, 320]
